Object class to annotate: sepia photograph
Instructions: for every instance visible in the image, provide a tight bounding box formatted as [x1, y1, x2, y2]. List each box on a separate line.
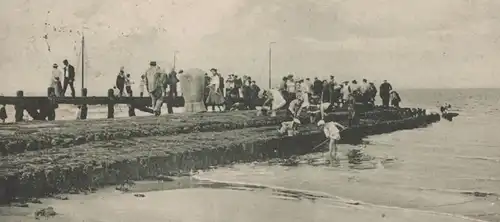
[0, 0, 498, 221]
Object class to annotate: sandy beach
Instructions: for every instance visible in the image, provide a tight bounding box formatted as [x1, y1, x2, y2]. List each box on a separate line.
[0, 179, 488, 222]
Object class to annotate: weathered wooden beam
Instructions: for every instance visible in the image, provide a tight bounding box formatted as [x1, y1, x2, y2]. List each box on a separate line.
[44, 87, 57, 121]
[14, 90, 24, 122]
[107, 89, 115, 119]
[80, 88, 88, 120]
[0, 95, 187, 106]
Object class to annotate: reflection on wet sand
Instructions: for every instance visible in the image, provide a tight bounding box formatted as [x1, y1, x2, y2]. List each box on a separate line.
[0, 176, 488, 222]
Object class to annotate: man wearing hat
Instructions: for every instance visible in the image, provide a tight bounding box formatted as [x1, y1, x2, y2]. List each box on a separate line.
[379, 80, 393, 107]
[51, 63, 63, 97]
[144, 61, 163, 116]
[62, 59, 76, 98]
[116, 66, 126, 97]
[317, 119, 347, 167]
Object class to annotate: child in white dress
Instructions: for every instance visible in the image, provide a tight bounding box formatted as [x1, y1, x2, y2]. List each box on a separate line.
[317, 119, 347, 166]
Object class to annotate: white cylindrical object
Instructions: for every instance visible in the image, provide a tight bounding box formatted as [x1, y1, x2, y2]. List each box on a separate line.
[179, 68, 207, 112]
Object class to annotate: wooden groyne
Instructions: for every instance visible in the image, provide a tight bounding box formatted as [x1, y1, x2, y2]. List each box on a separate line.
[0, 107, 422, 156]
[0, 87, 187, 121]
[0, 107, 439, 204]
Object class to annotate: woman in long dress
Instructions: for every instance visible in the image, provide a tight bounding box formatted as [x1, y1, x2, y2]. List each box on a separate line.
[51, 63, 63, 97]
[205, 69, 225, 111]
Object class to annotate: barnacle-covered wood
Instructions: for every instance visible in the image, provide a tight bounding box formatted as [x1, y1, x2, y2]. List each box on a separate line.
[0, 107, 422, 156]
[0, 112, 439, 203]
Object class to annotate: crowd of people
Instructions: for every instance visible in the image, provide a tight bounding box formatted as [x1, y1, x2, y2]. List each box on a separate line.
[45, 60, 407, 168]
[49, 60, 402, 117]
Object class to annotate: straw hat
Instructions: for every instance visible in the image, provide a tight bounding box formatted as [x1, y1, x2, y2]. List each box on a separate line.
[317, 120, 326, 126]
[293, 118, 301, 124]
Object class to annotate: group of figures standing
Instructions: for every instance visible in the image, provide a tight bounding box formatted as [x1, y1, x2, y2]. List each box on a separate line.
[50, 60, 77, 98]
[276, 74, 401, 109]
[47, 59, 402, 120]
[203, 68, 262, 112]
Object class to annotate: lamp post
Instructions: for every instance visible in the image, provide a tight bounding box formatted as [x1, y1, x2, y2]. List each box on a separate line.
[268, 41, 276, 89]
[173, 50, 179, 70]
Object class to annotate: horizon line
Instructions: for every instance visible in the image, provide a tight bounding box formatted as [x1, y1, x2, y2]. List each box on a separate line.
[1, 87, 499, 96]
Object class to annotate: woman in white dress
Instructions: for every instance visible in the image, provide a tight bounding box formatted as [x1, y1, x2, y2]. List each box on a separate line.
[51, 63, 63, 97]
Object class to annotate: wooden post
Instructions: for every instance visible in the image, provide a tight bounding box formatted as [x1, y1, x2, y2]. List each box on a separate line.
[167, 90, 174, 114]
[107, 89, 115, 119]
[128, 103, 136, 117]
[127, 89, 136, 117]
[46, 87, 57, 121]
[14, 90, 24, 122]
[80, 88, 88, 120]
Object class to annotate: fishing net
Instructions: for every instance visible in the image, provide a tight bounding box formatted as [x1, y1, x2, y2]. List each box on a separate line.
[179, 68, 207, 112]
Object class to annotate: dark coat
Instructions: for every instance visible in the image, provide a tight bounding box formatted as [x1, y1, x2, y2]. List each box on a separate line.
[116, 73, 125, 89]
[64, 65, 75, 80]
[379, 82, 392, 95]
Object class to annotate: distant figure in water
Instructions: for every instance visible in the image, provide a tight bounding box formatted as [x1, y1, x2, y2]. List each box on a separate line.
[440, 104, 457, 121]
[440, 103, 452, 114]
[0, 104, 6, 123]
[317, 119, 347, 167]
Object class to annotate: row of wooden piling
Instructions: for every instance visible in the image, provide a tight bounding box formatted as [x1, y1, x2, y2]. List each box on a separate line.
[10, 87, 151, 122]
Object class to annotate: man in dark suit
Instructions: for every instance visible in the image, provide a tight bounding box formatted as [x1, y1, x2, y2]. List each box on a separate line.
[379, 80, 393, 107]
[62, 59, 76, 98]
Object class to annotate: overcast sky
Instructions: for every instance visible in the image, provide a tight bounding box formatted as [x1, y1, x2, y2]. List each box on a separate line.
[1, 0, 499, 95]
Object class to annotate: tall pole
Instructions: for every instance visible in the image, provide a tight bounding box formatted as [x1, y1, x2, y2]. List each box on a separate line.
[268, 42, 276, 89]
[81, 35, 85, 91]
[173, 51, 179, 70]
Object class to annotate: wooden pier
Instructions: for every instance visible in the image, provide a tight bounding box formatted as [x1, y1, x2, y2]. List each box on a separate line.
[0, 87, 185, 122]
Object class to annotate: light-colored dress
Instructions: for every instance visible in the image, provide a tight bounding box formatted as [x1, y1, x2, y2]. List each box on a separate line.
[269, 89, 286, 110]
[51, 68, 63, 97]
[324, 122, 341, 140]
[341, 85, 350, 100]
[286, 80, 296, 93]
[205, 75, 225, 105]
[139, 79, 146, 94]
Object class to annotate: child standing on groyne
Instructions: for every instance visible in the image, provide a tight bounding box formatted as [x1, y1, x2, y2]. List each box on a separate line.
[0, 104, 6, 123]
[317, 119, 347, 167]
[139, 75, 146, 97]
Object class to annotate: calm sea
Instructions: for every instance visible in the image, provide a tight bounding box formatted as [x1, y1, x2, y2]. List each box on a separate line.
[192, 88, 500, 221]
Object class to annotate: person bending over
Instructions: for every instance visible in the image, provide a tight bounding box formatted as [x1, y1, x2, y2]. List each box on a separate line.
[317, 119, 347, 167]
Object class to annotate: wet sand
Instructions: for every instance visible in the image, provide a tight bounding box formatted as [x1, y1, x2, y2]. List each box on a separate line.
[0, 179, 486, 222]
